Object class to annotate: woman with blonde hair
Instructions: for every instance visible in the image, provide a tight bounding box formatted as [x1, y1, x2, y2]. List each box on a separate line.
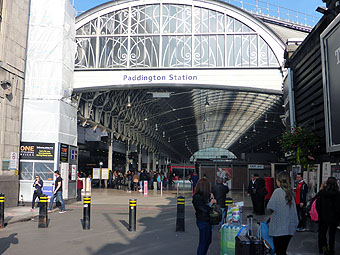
[192, 178, 216, 255]
[31, 174, 43, 211]
[267, 171, 298, 255]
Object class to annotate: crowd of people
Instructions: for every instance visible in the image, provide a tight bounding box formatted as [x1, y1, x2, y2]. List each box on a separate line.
[106, 169, 168, 192]
[192, 171, 340, 255]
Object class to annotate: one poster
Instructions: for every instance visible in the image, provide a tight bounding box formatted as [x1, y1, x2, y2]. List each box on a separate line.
[19, 142, 54, 160]
[322, 162, 331, 184]
[292, 165, 301, 188]
[60, 144, 69, 163]
[331, 164, 340, 189]
[71, 165, 77, 180]
[101, 168, 109, 180]
[308, 164, 320, 197]
[144, 180, 148, 196]
[92, 168, 101, 179]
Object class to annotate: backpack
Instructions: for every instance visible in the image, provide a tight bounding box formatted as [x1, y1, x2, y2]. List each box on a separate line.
[309, 198, 318, 222]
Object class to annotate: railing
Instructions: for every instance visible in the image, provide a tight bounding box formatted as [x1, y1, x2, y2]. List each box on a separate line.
[220, 0, 319, 28]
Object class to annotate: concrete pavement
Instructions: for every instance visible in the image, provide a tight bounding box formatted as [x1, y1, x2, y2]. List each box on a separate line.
[0, 189, 339, 255]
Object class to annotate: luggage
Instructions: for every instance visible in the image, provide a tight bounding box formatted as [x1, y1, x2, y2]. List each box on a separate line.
[221, 224, 247, 255]
[235, 215, 264, 255]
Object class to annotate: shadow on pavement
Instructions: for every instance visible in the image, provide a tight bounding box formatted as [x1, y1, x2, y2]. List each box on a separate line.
[0, 233, 19, 255]
[85, 195, 219, 255]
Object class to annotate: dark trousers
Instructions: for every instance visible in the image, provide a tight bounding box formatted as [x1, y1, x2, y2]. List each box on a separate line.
[256, 195, 265, 214]
[273, 235, 292, 255]
[77, 189, 82, 201]
[296, 204, 306, 228]
[251, 194, 256, 212]
[318, 221, 337, 254]
[196, 220, 212, 255]
[32, 192, 41, 209]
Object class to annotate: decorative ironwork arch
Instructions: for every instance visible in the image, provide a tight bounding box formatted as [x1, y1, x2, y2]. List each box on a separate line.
[75, 0, 284, 70]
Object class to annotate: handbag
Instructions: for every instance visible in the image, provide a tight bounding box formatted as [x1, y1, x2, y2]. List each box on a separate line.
[209, 204, 222, 225]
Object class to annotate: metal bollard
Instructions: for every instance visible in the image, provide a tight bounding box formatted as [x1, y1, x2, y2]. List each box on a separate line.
[38, 195, 48, 228]
[225, 197, 233, 209]
[83, 196, 91, 230]
[129, 199, 137, 231]
[176, 196, 185, 232]
[225, 197, 233, 222]
[0, 193, 4, 228]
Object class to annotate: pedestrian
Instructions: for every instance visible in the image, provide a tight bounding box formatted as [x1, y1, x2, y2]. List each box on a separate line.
[192, 178, 216, 255]
[48, 170, 66, 213]
[127, 170, 132, 193]
[76, 173, 83, 201]
[316, 177, 340, 255]
[267, 171, 298, 255]
[30, 174, 43, 211]
[212, 177, 229, 229]
[133, 171, 139, 191]
[191, 172, 199, 193]
[108, 170, 113, 188]
[295, 173, 308, 231]
[248, 174, 257, 213]
[254, 173, 267, 215]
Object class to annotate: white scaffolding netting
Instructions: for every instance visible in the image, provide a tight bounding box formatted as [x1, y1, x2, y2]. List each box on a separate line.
[22, 0, 77, 145]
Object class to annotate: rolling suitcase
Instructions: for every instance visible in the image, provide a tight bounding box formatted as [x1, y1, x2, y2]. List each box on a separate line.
[235, 215, 264, 255]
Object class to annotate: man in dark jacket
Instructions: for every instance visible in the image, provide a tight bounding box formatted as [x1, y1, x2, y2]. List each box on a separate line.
[213, 178, 229, 228]
[295, 173, 308, 231]
[248, 173, 267, 215]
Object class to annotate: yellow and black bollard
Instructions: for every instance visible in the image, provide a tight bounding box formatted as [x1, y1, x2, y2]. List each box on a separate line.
[83, 196, 91, 230]
[0, 193, 4, 228]
[176, 196, 185, 232]
[129, 199, 137, 231]
[225, 197, 233, 209]
[38, 195, 48, 228]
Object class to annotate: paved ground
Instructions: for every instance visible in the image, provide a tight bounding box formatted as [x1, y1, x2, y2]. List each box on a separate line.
[0, 189, 339, 255]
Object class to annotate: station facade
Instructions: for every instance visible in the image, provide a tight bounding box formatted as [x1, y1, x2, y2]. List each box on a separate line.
[1, 0, 339, 206]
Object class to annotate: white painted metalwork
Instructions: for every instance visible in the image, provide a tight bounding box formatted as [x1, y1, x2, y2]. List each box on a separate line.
[75, 0, 284, 70]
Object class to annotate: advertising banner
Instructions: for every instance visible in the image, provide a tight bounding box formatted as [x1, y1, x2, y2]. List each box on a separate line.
[60, 144, 69, 162]
[20, 142, 54, 160]
[321, 13, 340, 152]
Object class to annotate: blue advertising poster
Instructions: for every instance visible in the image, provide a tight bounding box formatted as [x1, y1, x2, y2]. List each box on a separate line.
[42, 185, 53, 198]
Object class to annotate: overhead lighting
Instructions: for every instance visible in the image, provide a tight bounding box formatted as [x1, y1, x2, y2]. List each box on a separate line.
[239, 138, 242, 144]
[163, 131, 165, 138]
[205, 95, 210, 107]
[264, 114, 268, 123]
[168, 137, 171, 143]
[203, 113, 207, 123]
[155, 124, 158, 131]
[144, 117, 148, 121]
[92, 124, 98, 131]
[253, 125, 256, 132]
[127, 96, 131, 107]
[245, 135, 248, 139]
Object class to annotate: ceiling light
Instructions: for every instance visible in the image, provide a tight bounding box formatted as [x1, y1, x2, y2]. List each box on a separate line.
[205, 95, 210, 107]
[264, 114, 268, 123]
[163, 131, 165, 138]
[127, 96, 131, 107]
[168, 137, 171, 143]
[239, 138, 242, 144]
[203, 113, 207, 122]
[245, 135, 248, 139]
[253, 125, 256, 132]
[155, 124, 158, 131]
[144, 117, 148, 121]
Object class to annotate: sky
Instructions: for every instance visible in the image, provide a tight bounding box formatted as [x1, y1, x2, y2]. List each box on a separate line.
[73, 0, 325, 19]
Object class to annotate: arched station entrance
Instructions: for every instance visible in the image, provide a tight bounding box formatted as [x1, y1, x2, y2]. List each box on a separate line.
[73, 0, 288, 177]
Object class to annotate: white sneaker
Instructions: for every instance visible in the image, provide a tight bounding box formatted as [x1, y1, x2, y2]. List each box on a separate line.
[138, 189, 143, 192]
[59, 210, 66, 214]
